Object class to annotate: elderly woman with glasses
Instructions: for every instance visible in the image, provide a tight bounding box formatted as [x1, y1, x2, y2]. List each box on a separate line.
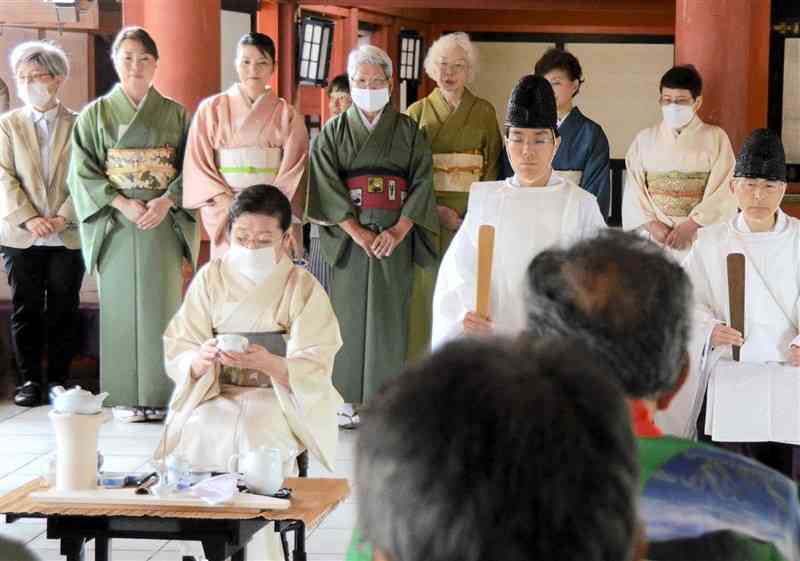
[623, 64, 736, 259]
[306, 45, 438, 406]
[0, 41, 85, 407]
[405, 32, 503, 360]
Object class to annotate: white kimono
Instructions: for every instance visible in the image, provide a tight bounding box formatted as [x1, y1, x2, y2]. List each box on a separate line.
[155, 254, 343, 473]
[432, 174, 606, 347]
[656, 211, 800, 438]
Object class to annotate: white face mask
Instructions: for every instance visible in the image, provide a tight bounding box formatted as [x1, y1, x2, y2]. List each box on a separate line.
[18, 81, 53, 110]
[227, 242, 279, 283]
[661, 103, 695, 130]
[350, 87, 390, 113]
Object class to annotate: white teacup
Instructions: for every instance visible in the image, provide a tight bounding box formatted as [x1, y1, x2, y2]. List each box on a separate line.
[216, 334, 249, 353]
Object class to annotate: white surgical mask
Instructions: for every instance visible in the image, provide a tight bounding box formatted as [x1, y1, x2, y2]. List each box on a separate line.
[661, 103, 695, 130]
[350, 87, 390, 113]
[227, 242, 279, 283]
[18, 81, 53, 110]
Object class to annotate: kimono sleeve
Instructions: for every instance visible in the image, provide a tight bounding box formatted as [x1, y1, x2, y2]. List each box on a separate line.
[0, 118, 38, 227]
[689, 127, 736, 227]
[183, 99, 229, 209]
[478, 101, 503, 182]
[400, 121, 440, 269]
[623, 131, 655, 230]
[581, 126, 611, 219]
[273, 103, 309, 220]
[163, 106, 191, 206]
[67, 104, 117, 222]
[306, 121, 354, 225]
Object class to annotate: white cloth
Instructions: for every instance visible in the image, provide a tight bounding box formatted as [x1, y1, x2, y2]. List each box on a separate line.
[655, 210, 800, 438]
[28, 103, 63, 246]
[356, 106, 384, 131]
[431, 174, 606, 347]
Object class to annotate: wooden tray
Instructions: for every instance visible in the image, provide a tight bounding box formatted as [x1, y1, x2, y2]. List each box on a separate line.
[30, 487, 290, 511]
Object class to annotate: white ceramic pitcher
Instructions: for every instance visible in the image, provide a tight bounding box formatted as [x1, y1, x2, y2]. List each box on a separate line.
[228, 446, 283, 496]
[49, 410, 106, 491]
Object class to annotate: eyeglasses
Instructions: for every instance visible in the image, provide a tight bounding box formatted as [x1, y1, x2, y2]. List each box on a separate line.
[351, 77, 388, 90]
[658, 96, 694, 106]
[15, 73, 52, 84]
[437, 61, 467, 75]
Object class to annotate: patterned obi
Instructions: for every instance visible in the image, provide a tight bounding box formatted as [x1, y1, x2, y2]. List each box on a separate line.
[216, 331, 287, 388]
[645, 170, 710, 218]
[553, 170, 583, 186]
[216, 146, 281, 191]
[106, 146, 177, 191]
[346, 170, 408, 211]
[432, 151, 483, 193]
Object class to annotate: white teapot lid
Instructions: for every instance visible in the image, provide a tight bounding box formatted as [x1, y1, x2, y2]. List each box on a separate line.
[51, 385, 108, 414]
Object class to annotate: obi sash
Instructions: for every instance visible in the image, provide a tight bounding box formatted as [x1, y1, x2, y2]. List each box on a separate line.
[645, 170, 709, 218]
[106, 146, 177, 191]
[432, 152, 483, 193]
[217, 146, 281, 191]
[346, 170, 408, 211]
[553, 170, 583, 186]
[215, 330, 287, 388]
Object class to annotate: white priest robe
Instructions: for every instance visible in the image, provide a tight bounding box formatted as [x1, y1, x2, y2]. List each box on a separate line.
[432, 174, 606, 347]
[656, 211, 800, 438]
[155, 253, 343, 473]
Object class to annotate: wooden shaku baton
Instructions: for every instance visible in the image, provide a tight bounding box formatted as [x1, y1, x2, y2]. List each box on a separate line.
[726, 253, 745, 362]
[476, 225, 495, 321]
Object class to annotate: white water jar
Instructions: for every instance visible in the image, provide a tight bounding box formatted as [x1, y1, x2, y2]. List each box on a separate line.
[49, 411, 106, 491]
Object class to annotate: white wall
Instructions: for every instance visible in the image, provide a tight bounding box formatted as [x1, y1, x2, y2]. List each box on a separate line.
[221, 10, 252, 92]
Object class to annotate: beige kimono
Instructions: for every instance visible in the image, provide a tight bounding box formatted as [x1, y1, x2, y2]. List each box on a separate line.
[156, 254, 343, 473]
[0, 104, 79, 248]
[624, 116, 736, 233]
[0, 80, 9, 114]
[183, 85, 309, 256]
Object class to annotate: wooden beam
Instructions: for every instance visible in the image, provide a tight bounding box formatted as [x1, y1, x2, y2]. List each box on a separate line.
[300, 4, 351, 19]
[1, 0, 99, 30]
[297, 0, 672, 12]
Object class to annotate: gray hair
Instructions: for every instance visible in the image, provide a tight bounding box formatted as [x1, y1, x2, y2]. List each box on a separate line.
[424, 31, 479, 83]
[356, 336, 639, 561]
[347, 45, 392, 82]
[525, 229, 691, 399]
[10, 41, 70, 78]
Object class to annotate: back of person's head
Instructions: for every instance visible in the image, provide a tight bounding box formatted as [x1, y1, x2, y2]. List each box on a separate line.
[660, 64, 703, 99]
[525, 229, 691, 400]
[227, 184, 292, 232]
[355, 336, 639, 561]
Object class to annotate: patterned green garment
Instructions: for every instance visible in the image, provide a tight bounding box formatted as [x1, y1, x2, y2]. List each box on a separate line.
[306, 104, 438, 404]
[68, 85, 198, 407]
[405, 88, 502, 360]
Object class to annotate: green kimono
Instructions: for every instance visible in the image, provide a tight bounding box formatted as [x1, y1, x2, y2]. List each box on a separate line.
[405, 88, 502, 359]
[306, 104, 438, 403]
[68, 85, 198, 407]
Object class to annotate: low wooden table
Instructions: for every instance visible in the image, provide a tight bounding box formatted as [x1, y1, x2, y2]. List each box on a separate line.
[0, 477, 349, 561]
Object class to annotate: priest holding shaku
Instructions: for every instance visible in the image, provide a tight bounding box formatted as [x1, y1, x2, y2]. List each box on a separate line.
[658, 129, 800, 481]
[431, 74, 605, 347]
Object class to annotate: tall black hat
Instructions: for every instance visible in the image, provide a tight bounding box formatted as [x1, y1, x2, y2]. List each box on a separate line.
[734, 128, 787, 182]
[504, 74, 559, 136]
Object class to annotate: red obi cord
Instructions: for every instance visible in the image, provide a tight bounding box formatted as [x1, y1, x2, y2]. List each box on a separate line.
[346, 173, 408, 211]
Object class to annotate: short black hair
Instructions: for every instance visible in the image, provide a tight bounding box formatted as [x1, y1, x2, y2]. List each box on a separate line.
[112, 26, 159, 60]
[660, 64, 703, 99]
[227, 184, 291, 232]
[535, 47, 584, 96]
[238, 32, 276, 64]
[326, 73, 350, 95]
[356, 336, 639, 561]
[526, 229, 691, 399]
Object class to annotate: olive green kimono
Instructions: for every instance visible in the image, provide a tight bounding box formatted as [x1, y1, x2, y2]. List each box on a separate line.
[68, 85, 198, 407]
[306, 104, 438, 403]
[405, 87, 502, 359]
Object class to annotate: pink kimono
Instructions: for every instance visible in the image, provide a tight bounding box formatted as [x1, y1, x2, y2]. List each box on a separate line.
[183, 84, 309, 256]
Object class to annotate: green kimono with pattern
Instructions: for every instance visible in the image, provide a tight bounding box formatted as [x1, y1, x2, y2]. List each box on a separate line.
[405, 88, 502, 359]
[306, 104, 438, 403]
[68, 85, 198, 407]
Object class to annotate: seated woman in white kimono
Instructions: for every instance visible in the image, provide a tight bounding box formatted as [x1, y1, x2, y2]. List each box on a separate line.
[155, 184, 343, 474]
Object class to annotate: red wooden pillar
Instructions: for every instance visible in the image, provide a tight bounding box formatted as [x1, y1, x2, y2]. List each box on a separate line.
[256, 2, 280, 93]
[123, 0, 221, 114]
[278, 2, 298, 105]
[674, 0, 770, 151]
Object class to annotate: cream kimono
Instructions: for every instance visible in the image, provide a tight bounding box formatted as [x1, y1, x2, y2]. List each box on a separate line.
[183, 85, 309, 256]
[623, 116, 736, 258]
[432, 174, 606, 347]
[656, 211, 800, 439]
[156, 254, 343, 472]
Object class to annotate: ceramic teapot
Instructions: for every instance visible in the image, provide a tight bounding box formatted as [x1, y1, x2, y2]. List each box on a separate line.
[51, 386, 109, 415]
[228, 446, 283, 496]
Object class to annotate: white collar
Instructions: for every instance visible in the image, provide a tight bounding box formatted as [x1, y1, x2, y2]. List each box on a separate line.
[735, 210, 787, 234]
[507, 171, 562, 190]
[357, 106, 384, 131]
[29, 102, 59, 123]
